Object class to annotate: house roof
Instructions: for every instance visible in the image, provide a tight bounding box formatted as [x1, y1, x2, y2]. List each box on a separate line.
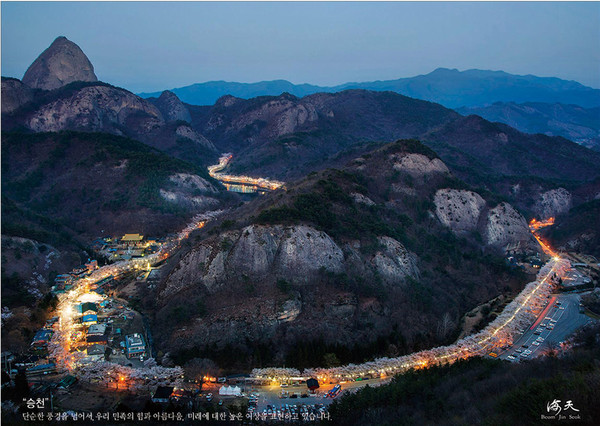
[58, 375, 77, 388]
[81, 302, 98, 313]
[81, 314, 97, 323]
[87, 324, 107, 335]
[87, 344, 106, 356]
[86, 335, 108, 344]
[125, 333, 144, 348]
[32, 329, 53, 342]
[122, 234, 143, 242]
[27, 363, 55, 372]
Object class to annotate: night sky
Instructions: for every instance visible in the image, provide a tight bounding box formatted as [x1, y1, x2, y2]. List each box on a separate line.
[2, 1, 599, 93]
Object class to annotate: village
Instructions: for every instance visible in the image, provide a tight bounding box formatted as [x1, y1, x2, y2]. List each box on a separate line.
[2, 214, 334, 422]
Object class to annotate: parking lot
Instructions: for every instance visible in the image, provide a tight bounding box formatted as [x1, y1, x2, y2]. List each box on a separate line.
[499, 292, 592, 362]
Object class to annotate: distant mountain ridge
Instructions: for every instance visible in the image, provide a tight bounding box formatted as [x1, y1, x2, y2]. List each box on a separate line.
[457, 102, 600, 151]
[139, 68, 600, 108]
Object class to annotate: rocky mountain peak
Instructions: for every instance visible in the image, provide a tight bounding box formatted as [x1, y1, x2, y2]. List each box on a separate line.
[1, 77, 34, 113]
[214, 94, 242, 108]
[22, 36, 98, 90]
[154, 90, 191, 123]
[158, 90, 179, 102]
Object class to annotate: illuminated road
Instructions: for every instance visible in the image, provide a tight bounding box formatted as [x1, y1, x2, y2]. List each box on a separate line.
[44, 194, 591, 400]
[208, 153, 285, 192]
[47, 213, 213, 386]
[250, 217, 581, 385]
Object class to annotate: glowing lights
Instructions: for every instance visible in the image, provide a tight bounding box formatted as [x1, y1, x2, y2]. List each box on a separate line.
[252, 237, 570, 383]
[46, 210, 212, 390]
[208, 153, 285, 192]
[529, 217, 555, 230]
[529, 217, 558, 258]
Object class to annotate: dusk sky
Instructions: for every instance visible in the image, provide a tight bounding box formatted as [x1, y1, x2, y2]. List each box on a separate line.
[2, 2, 599, 93]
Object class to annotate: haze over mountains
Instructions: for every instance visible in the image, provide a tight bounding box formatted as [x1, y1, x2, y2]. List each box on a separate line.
[458, 102, 600, 150]
[139, 68, 600, 151]
[139, 68, 600, 109]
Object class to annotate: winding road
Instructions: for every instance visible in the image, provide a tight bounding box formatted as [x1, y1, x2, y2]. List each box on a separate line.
[47, 179, 593, 399]
[208, 153, 285, 192]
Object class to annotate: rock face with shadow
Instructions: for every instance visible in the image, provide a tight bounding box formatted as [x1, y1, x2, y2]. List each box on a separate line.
[22, 36, 98, 90]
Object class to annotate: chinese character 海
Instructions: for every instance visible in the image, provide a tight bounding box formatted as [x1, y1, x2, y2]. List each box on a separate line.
[547, 399, 562, 415]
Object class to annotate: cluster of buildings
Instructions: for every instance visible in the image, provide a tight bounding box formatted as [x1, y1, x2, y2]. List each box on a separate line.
[91, 234, 163, 262]
[30, 329, 54, 355]
[68, 298, 148, 365]
[51, 260, 99, 294]
[23, 283, 148, 382]
[19, 317, 62, 378]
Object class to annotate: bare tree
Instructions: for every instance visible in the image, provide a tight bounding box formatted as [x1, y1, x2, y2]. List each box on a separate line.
[437, 312, 455, 340]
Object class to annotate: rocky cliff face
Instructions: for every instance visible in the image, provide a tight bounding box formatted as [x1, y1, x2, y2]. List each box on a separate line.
[161, 224, 419, 298]
[159, 172, 220, 210]
[163, 225, 345, 296]
[26, 85, 164, 135]
[1, 78, 34, 113]
[434, 189, 537, 250]
[151, 91, 192, 123]
[22, 36, 97, 90]
[534, 188, 572, 219]
[168, 173, 219, 193]
[392, 153, 450, 178]
[370, 236, 420, 284]
[434, 189, 486, 233]
[210, 93, 319, 141]
[484, 202, 533, 247]
[174, 123, 216, 150]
